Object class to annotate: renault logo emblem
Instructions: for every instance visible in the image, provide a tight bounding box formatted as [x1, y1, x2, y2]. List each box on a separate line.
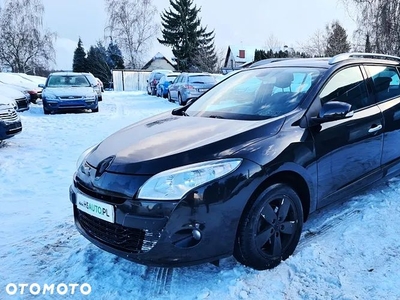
[95, 156, 115, 178]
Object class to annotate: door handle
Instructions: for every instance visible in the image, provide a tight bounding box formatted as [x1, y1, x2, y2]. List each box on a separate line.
[368, 124, 382, 133]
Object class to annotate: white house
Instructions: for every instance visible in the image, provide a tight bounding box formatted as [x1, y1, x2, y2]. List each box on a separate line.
[223, 46, 260, 70]
[141, 52, 176, 71]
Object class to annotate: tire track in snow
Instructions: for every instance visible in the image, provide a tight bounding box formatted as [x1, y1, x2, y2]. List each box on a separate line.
[140, 267, 174, 298]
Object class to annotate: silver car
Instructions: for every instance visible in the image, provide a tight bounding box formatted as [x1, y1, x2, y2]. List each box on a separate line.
[168, 73, 217, 105]
[82, 73, 103, 101]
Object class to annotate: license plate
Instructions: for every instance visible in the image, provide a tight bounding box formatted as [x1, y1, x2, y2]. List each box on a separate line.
[76, 193, 115, 223]
[198, 88, 208, 92]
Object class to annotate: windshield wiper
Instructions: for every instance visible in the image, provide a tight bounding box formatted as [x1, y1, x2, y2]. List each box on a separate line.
[208, 115, 225, 119]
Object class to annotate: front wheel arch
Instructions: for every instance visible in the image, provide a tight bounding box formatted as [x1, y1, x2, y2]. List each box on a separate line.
[244, 171, 311, 223]
[234, 182, 304, 270]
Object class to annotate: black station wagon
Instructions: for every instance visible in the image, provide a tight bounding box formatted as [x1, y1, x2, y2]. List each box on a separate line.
[70, 53, 400, 270]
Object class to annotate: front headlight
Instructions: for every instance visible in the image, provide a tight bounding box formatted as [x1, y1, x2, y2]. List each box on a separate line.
[137, 158, 242, 200]
[76, 144, 98, 169]
[44, 94, 57, 100]
[10, 101, 17, 110]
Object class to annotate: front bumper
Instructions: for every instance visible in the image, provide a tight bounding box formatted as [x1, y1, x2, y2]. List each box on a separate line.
[69, 159, 263, 267]
[0, 120, 22, 140]
[43, 98, 98, 111]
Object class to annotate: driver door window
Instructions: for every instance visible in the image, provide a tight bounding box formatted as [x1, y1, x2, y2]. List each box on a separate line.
[319, 66, 371, 111]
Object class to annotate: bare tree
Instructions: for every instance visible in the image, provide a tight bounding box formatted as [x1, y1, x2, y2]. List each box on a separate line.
[0, 0, 56, 73]
[344, 0, 400, 55]
[214, 47, 227, 72]
[298, 29, 327, 57]
[105, 0, 158, 69]
[264, 34, 283, 51]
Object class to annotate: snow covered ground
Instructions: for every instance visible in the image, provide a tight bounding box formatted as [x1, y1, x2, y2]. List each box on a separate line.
[1, 91, 400, 300]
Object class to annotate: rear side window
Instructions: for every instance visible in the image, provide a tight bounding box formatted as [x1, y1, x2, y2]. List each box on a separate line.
[365, 66, 400, 103]
[319, 66, 371, 111]
[188, 75, 216, 84]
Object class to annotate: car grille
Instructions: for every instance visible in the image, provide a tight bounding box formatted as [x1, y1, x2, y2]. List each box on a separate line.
[59, 96, 83, 100]
[75, 180, 127, 205]
[77, 209, 147, 253]
[0, 109, 18, 122]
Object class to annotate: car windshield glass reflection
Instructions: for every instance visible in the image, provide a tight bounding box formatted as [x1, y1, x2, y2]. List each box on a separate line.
[186, 67, 324, 120]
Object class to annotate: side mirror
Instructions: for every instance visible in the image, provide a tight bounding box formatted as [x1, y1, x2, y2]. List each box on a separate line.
[38, 83, 45, 88]
[311, 101, 353, 125]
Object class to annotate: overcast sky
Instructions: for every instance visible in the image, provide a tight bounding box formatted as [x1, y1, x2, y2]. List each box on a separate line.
[12, 0, 359, 70]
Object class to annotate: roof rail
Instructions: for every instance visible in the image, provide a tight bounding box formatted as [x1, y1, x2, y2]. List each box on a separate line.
[329, 52, 400, 64]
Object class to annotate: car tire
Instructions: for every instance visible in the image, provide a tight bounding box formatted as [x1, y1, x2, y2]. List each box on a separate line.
[98, 96, 103, 102]
[168, 92, 172, 102]
[151, 87, 156, 96]
[234, 183, 303, 270]
[178, 93, 184, 106]
[43, 107, 50, 115]
[92, 107, 99, 113]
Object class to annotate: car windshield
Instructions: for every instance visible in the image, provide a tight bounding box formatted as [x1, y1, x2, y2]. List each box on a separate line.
[185, 67, 324, 120]
[188, 75, 216, 84]
[47, 75, 90, 87]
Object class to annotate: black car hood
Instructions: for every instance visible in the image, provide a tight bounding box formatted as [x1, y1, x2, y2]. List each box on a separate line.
[87, 112, 285, 174]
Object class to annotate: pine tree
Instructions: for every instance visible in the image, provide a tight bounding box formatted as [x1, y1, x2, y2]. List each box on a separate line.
[365, 33, 372, 53]
[86, 42, 111, 86]
[72, 38, 87, 72]
[254, 49, 269, 62]
[158, 0, 216, 72]
[325, 21, 351, 57]
[107, 39, 125, 70]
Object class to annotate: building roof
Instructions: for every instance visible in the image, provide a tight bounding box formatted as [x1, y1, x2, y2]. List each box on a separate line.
[141, 52, 176, 70]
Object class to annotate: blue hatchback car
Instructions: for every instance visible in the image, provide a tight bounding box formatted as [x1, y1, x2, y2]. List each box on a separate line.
[40, 72, 99, 115]
[156, 73, 180, 98]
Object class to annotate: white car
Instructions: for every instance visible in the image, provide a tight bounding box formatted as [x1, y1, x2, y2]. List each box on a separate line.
[0, 96, 22, 141]
[0, 83, 30, 112]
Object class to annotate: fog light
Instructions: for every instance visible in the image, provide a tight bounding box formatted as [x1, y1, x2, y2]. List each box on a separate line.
[192, 229, 202, 240]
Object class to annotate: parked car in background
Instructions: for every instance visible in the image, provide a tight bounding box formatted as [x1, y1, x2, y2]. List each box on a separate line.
[168, 73, 217, 105]
[147, 69, 173, 96]
[0, 73, 42, 103]
[40, 72, 99, 115]
[82, 73, 103, 101]
[156, 72, 180, 98]
[0, 98, 22, 141]
[96, 77, 104, 92]
[0, 83, 30, 112]
[70, 52, 400, 271]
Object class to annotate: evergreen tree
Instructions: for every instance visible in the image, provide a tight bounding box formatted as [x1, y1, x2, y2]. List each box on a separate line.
[325, 21, 351, 57]
[192, 33, 218, 72]
[254, 49, 269, 62]
[73, 38, 87, 72]
[86, 42, 111, 85]
[107, 39, 125, 70]
[365, 33, 372, 53]
[158, 0, 216, 71]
